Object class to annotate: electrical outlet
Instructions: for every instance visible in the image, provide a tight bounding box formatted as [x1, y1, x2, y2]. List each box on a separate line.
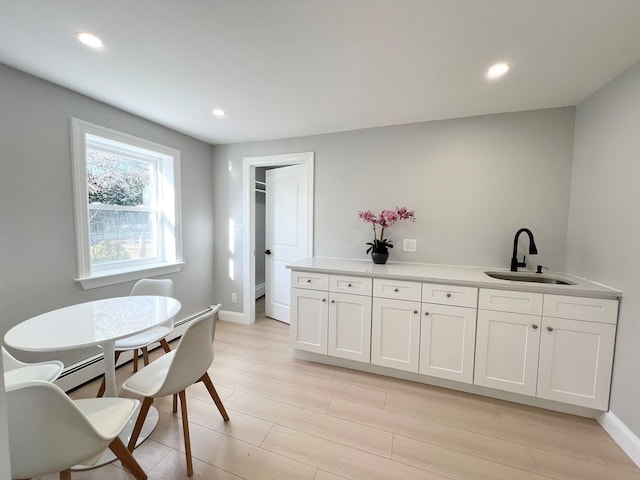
[403, 238, 417, 252]
[231, 292, 238, 303]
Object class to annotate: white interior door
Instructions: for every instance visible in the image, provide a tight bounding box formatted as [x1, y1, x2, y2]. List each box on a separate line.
[265, 164, 309, 323]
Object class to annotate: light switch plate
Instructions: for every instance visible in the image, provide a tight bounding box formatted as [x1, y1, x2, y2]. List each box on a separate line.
[403, 238, 417, 252]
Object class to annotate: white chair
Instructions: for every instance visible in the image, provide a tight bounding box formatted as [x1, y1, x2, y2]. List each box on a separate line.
[6, 380, 147, 480]
[122, 304, 228, 477]
[97, 278, 175, 397]
[2, 346, 64, 387]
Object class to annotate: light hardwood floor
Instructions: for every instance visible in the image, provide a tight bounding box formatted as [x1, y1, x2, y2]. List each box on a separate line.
[40, 299, 640, 479]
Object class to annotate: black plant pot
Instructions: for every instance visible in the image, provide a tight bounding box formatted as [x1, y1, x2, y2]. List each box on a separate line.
[371, 252, 389, 264]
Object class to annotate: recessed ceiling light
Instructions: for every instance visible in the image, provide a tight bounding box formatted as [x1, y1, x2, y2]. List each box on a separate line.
[76, 32, 103, 49]
[212, 109, 226, 117]
[487, 62, 510, 79]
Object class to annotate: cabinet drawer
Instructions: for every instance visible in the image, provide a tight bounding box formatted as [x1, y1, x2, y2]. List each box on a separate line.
[373, 278, 422, 302]
[329, 275, 372, 296]
[422, 283, 478, 308]
[543, 294, 618, 324]
[479, 288, 543, 315]
[291, 271, 329, 291]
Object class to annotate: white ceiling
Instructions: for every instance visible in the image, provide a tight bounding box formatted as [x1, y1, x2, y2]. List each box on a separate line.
[1, 1, 640, 145]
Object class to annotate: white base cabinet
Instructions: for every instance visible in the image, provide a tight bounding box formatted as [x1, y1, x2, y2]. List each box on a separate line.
[474, 309, 541, 395]
[371, 297, 421, 372]
[537, 317, 616, 410]
[420, 303, 477, 384]
[474, 290, 618, 410]
[328, 292, 372, 362]
[289, 266, 619, 412]
[290, 288, 328, 354]
[291, 272, 372, 362]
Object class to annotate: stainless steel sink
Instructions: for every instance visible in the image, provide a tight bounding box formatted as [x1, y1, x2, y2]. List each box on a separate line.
[485, 271, 576, 285]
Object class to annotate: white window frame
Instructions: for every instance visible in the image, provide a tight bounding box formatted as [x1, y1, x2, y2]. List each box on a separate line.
[71, 118, 183, 289]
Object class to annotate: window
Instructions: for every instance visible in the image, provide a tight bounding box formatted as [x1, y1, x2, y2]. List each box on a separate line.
[71, 119, 183, 289]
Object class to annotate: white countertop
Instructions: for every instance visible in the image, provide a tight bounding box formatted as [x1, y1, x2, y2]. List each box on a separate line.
[287, 257, 622, 299]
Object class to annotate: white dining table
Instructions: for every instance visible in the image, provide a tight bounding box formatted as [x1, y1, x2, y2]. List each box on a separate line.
[4, 295, 181, 468]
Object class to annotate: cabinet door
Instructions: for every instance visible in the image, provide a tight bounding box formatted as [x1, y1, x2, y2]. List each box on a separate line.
[537, 317, 616, 410]
[290, 288, 328, 354]
[420, 304, 477, 384]
[371, 298, 420, 372]
[474, 309, 541, 395]
[328, 293, 372, 362]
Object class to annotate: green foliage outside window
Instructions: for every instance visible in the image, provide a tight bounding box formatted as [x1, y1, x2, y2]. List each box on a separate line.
[91, 240, 131, 264]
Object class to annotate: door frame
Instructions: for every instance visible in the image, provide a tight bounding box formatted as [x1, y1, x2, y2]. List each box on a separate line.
[242, 152, 314, 324]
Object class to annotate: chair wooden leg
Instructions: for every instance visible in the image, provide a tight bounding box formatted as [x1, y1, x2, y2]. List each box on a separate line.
[142, 347, 150, 366]
[97, 351, 122, 397]
[128, 397, 153, 451]
[60, 470, 72, 480]
[173, 393, 178, 413]
[110, 436, 147, 480]
[199, 372, 229, 421]
[178, 390, 193, 476]
[133, 348, 139, 372]
[160, 337, 171, 353]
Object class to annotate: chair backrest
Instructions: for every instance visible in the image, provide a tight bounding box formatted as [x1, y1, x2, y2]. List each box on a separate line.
[2, 346, 23, 372]
[130, 278, 174, 297]
[6, 380, 114, 478]
[154, 304, 221, 397]
[3, 346, 64, 386]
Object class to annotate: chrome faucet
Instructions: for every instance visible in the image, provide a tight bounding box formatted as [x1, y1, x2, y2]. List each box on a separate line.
[510, 228, 538, 272]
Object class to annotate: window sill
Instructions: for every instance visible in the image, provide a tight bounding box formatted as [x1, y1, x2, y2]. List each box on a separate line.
[75, 262, 185, 290]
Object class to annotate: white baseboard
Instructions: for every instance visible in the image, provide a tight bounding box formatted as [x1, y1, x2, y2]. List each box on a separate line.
[598, 411, 640, 468]
[255, 282, 265, 299]
[219, 309, 249, 324]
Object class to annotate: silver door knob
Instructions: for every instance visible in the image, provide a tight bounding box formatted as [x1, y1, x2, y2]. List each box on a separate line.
[331, 299, 335, 304]
[547, 326, 554, 332]
[348, 283, 352, 287]
[322, 298, 326, 302]
[424, 311, 430, 316]
[394, 288, 399, 292]
[446, 293, 451, 298]
[306, 279, 311, 283]
[532, 324, 538, 329]
[413, 310, 418, 314]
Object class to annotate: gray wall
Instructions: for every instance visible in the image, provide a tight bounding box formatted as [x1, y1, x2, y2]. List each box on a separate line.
[567, 62, 640, 435]
[213, 107, 576, 311]
[0, 62, 216, 359]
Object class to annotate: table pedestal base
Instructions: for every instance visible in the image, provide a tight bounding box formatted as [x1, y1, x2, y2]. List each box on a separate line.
[72, 405, 159, 470]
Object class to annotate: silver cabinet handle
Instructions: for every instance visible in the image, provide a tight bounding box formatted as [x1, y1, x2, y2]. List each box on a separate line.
[394, 288, 399, 292]
[322, 298, 326, 303]
[446, 293, 452, 298]
[348, 283, 352, 287]
[413, 310, 418, 314]
[547, 326, 554, 332]
[331, 299, 335, 304]
[532, 324, 538, 329]
[424, 311, 430, 316]
[306, 279, 311, 283]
